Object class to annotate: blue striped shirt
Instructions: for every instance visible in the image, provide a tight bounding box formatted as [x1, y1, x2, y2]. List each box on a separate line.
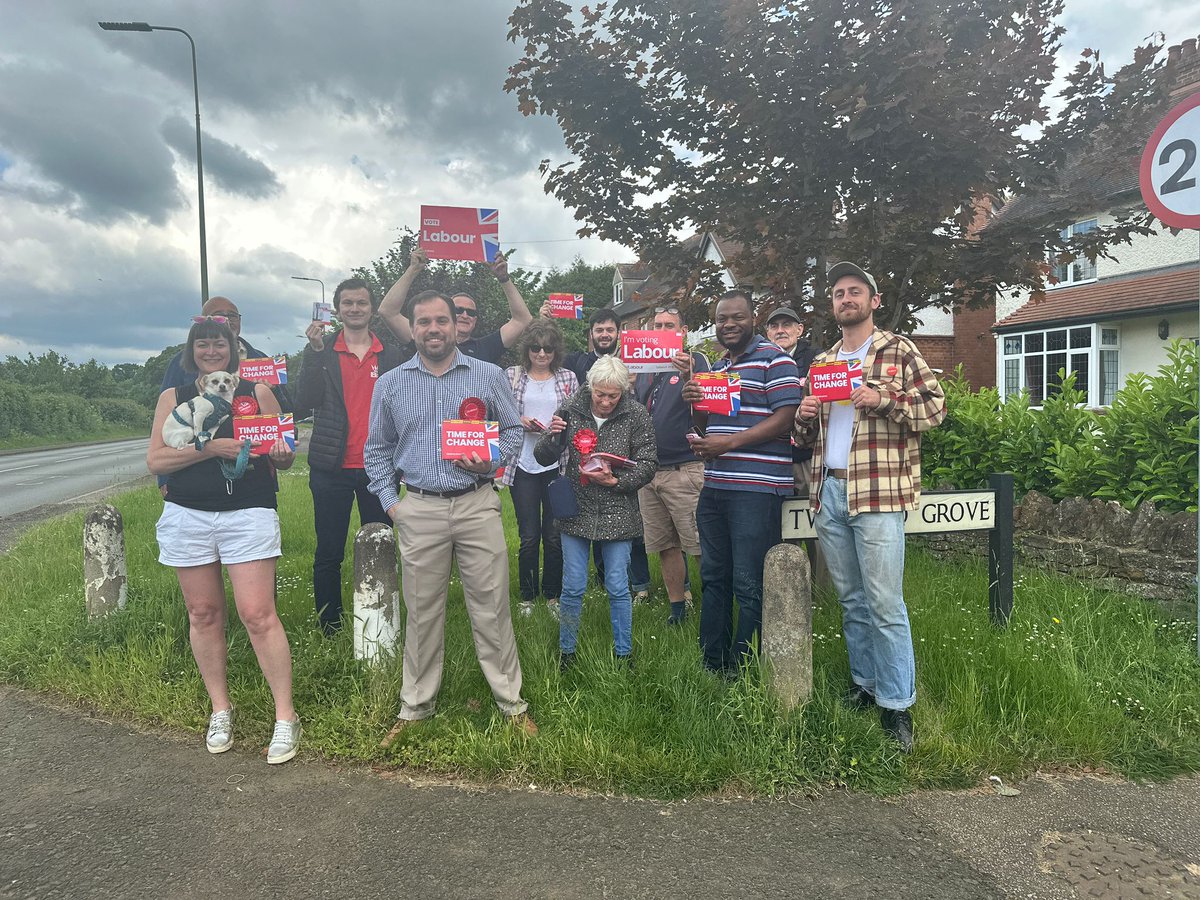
[703, 335, 802, 495]
[364, 350, 523, 510]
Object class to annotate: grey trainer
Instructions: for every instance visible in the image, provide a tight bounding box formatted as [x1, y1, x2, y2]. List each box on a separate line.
[206, 708, 234, 754]
[266, 718, 301, 764]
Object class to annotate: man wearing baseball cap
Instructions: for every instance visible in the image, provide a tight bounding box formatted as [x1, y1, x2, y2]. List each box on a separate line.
[794, 262, 945, 752]
[764, 306, 817, 496]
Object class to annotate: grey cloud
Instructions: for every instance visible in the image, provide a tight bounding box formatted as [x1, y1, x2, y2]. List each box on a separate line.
[161, 116, 282, 199]
[0, 65, 182, 224]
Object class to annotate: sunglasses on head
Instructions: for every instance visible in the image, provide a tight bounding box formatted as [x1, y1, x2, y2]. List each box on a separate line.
[654, 306, 681, 315]
[192, 315, 230, 325]
[528, 344, 557, 354]
[454, 306, 479, 318]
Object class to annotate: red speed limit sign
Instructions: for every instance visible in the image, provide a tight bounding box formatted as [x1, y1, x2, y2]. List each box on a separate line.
[1140, 91, 1200, 229]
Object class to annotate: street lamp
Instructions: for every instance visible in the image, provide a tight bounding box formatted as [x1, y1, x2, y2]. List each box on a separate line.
[99, 20, 209, 307]
[291, 276, 326, 305]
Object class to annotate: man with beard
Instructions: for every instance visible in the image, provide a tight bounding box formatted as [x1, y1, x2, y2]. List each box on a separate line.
[681, 290, 801, 678]
[765, 306, 819, 496]
[378, 248, 532, 365]
[558, 307, 621, 385]
[297, 277, 402, 635]
[794, 262, 945, 752]
[365, 290, 535, 741]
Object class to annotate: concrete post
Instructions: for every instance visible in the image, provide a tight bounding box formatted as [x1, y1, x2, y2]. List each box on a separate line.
[353, 523, 400, 664]
[761, 542, 813, 711]
[83, 504, 127, 621]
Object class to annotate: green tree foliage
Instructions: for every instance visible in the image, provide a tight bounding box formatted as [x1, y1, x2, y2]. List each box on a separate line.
[506, 1, 1167, 335]
[922, 342, 1199, 513]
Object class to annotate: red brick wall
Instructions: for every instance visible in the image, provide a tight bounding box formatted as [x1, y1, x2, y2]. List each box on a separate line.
[951, 301, 997, 389]
[912, 336, 955, 376]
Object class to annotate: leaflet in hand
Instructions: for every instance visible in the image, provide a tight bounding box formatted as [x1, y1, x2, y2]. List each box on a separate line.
[691, 371, 741, 415]
[239, 356, 288, 385]
[440, 419, 501, 460]
[808, 361, 853, 402]
[233, 414, 296, 456]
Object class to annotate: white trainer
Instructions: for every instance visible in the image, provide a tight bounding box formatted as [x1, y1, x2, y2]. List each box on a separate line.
[206, 708, 234, 754]
[266, 718, 301, 765]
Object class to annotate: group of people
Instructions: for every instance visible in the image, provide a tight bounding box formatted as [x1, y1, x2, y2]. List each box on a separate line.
[147, 252, 945, 764]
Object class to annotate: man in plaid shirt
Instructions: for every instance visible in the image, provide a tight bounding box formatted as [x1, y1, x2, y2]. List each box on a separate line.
[794, 262, 945, 752]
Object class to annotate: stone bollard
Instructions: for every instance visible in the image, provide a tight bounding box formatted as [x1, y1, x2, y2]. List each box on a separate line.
[353, 523, 401, 664]
[761, 542, 813, 712]
[83, 504, 127, 621]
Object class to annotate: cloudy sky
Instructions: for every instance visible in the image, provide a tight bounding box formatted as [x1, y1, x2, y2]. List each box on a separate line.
[2, 1, 1199, 366]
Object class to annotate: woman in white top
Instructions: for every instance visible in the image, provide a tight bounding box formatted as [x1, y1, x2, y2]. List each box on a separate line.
[502, 320, 578, 616]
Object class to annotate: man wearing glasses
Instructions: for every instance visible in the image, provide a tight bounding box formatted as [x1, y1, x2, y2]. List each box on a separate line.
[634, 305, 709, 625]
[764, 306, 818, 496]
[379, 248, 533, 366]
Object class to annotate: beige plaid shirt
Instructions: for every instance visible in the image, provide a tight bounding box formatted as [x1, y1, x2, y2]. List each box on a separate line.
[794, 329, 945, 515]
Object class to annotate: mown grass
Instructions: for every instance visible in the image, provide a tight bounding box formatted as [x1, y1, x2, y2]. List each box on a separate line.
[1, 458, 1198, 798]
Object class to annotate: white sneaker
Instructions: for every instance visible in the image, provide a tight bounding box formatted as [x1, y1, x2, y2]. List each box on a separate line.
[266, 718, 301, 765]
[206, 708, 234, 754]
[546, 598, 560, 621]
[518, 601, 535, 618]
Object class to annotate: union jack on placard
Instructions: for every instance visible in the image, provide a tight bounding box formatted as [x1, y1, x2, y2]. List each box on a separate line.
[477, 208, 499, 225]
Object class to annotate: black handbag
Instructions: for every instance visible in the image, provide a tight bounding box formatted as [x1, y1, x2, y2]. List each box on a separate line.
[547, 475, 579, 518]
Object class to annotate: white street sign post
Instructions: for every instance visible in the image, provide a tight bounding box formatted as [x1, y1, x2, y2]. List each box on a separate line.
[1140, 90, 1200, 656]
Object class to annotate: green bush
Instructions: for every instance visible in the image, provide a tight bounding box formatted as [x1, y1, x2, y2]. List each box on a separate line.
[93, 397, 154, 430]
[923, 341, 1197, 513]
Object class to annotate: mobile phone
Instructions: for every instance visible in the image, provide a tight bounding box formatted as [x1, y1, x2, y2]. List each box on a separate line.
[530, 419, 547, 432]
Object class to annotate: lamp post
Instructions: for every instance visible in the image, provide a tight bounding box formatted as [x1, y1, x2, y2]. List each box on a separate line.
[99, 20, 209, 307]
[291, 276, 326, 306]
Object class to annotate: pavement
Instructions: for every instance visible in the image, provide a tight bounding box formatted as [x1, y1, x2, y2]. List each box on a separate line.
[3, 686, 1200, 899]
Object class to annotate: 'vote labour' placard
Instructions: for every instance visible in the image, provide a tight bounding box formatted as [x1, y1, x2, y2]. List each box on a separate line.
[233, 414, 296, 456]
[419, 205, 500, 262]
[808, 361, 853, 402]
[440, 420, 501, 461]
[548, 293, 585, 319]
[691, 372, 742, 415]
[619, 330, 684, 373]
[239, 356, 288, 385]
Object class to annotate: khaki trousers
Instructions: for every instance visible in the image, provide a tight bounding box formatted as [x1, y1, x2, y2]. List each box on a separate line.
[394, 486, 526, 720]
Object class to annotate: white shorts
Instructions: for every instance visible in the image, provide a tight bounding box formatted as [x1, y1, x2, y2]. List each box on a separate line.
[156, 503, 281, 567]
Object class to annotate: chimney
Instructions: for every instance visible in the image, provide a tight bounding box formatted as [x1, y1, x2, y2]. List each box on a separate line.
[1168, 34, 1200, 100]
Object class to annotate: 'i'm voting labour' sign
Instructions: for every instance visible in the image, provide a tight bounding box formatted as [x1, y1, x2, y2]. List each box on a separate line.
[1140, 91, 1200, 230]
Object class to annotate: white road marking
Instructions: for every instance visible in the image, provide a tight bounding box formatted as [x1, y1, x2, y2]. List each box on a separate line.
[0, 464, 39, 474]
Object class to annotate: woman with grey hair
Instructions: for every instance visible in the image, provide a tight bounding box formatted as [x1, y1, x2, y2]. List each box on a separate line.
[534, 355, 657, 669]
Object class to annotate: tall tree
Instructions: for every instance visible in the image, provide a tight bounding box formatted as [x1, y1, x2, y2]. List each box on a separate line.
[506, 1, 1168, 333]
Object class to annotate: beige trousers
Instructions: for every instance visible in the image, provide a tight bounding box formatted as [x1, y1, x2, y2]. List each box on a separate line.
[394, 485, 526, 720]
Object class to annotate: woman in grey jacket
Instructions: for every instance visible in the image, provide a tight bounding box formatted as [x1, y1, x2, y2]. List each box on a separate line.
[534, 355, 657, 668]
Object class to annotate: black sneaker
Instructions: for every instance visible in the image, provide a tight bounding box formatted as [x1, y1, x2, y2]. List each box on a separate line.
[880, 708, 914, 754]
[559, 651, 576, 673]
[845, 684, 876, 710]
[666, 604, 687, 626]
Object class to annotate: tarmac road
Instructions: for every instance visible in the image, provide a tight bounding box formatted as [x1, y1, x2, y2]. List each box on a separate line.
[0, 439, 150, 518]
[3, 686, 1200, 900]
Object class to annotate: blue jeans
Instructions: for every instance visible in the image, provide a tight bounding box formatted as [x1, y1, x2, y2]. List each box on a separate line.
[560, 533, 633, 657]
[697, 487, 782, 671]
[814, 475, 915, 710]
[310, 465, 390, 632]
[592, 538, 650, 593]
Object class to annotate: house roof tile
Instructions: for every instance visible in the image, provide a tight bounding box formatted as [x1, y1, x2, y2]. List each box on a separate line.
[993, 266, 1199, 332]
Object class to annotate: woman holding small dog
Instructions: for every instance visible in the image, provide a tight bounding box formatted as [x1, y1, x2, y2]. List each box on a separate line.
[147, 317, 301, 764]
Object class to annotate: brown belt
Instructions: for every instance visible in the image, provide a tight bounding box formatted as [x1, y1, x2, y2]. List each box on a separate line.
[825, 468, 848, 480]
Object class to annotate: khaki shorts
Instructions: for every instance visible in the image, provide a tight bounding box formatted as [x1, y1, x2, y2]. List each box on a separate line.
[639, 462, 704, 555]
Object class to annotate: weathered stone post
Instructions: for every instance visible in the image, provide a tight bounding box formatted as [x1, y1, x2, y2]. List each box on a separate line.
[353, 523, 400, 664]
[83, 504, 127, 621]
[761, 542, 812, 711]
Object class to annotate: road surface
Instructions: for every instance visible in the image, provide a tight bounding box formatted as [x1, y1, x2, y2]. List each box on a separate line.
[0, 438, 150, 519]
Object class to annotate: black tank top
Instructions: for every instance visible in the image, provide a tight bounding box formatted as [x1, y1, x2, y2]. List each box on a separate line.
[164, 380, 278, 512]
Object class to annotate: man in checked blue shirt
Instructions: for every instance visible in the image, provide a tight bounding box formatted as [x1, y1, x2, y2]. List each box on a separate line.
[365, 290, 537, 742]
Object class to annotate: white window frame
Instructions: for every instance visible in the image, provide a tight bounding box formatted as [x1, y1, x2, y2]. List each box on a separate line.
[1048, 218, 1099, 288]
[999, 323, 1120, 407]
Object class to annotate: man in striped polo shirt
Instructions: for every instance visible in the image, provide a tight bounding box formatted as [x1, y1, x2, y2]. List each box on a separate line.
[681, 290, 801, 677]
[795, 262, 945, 752]
[365, 290, 536, 741]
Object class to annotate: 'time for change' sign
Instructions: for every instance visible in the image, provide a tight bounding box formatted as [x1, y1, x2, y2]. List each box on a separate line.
[782, 490, 996, 540]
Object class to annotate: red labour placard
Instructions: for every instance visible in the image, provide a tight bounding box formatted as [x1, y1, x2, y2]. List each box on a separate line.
[808, 362, 853, 402]
[618, 330, 684, 373]
[440, 419, 501, 461]
[419, 205, 500, 262]
[233, 415, 296, 456]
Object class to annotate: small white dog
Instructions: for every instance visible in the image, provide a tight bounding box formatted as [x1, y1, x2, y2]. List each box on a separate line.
[162, 371, 240, 450]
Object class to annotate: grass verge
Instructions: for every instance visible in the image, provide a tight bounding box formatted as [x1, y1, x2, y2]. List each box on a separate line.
[0, 458, 1197, 798]
[0, 426, 148, 453]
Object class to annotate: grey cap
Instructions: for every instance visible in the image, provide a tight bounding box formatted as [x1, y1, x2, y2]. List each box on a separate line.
[765, 306, 802, 325]
[827, 261, 878, 294]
